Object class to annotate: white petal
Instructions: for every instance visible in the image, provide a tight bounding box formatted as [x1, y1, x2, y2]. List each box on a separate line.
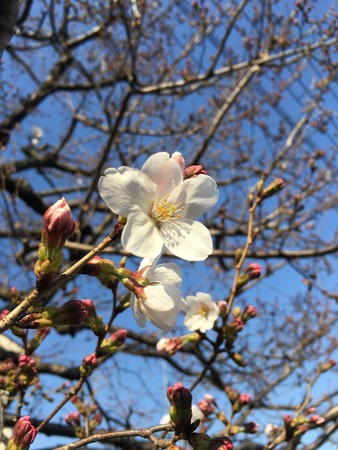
[184, 311, 206, 331]
[130, 294, 146, 328]
[98, 166, 157, 216]
[143, 285, 182, 330]
[170, 175, 219, 220]
[142, 152, 183, 195]
[122, 212, 164, 258]
[160, 219, 213, 261]
[145, 263, 182, 287]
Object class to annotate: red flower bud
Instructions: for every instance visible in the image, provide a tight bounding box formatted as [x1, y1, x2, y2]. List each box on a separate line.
[11, 416, 37, 449]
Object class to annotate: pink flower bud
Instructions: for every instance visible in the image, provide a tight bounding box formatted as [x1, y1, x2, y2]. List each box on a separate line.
[243, 421, 259, 434]
[209, 436, 234, 450]
[99, 329, 127, 356]
[245, 263, 262, 279]
[167, 382, 193, 434]
[12, 416, 37, 449]
[156, 336, 184, 355]
[238, 393, 251, 406]
[44, 197, 75, 236]
[171, 152, 185, 171]
[242, 305, 257, 322]
[197, 399, 214, 416]
[309, 414, 325, 425]
[183, 165, 207, 179]
[65, 411, 81, 426]
[82, 354, 98, 369]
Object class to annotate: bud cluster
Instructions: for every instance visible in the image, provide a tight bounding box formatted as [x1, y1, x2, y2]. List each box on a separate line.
[224, 386, 251, 414]
[188, 432, 234, 450]
[0, 355, 39, 395]
[65, 397, 103, 439]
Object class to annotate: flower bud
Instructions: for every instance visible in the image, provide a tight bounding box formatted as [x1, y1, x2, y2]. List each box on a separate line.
[167, 382, 193, 434]
[197, 399, 214, 417]
[81, 299, 105, 336]
[183, 165, 207, 179]
[229, 351, 246, 367]
[218, 301, 228, 317]
[80, 353, 98, 377]
[241, 305, 257, 322]
[65, 411, 81, 427]
[34, 198, 75, 283]
[42, 198, 75, 249]
[238, 393, 251, 406]
[260, 178, 285, 199]
[189, 433, 233, 450]
[245, 263, 262, 279]
[98, 329, 127, 356]
[209, 436, 234, 450]
[48, 300, 89, 326]
[8, 416, 37, 450]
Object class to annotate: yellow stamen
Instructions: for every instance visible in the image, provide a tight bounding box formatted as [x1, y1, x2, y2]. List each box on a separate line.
[151, 195, 184, 223]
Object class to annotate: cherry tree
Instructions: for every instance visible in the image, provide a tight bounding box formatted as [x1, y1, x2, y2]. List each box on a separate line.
[0, 1, 337, 449]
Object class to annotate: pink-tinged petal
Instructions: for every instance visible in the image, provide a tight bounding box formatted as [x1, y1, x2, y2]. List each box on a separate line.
[122, 212, 164, 258]
[160, 219, 213, 261]
[145, 263, 182, 287]
[170, 175, 219, 220]
[98, 166, 157, 216]
[142, 152, 183, 196]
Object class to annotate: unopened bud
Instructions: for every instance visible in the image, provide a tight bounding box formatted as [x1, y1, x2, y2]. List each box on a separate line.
[98, 329, 127, 356]
[81, 299, 105, 336]
[260, 178, 285, 199]
[183, 165, 207, 179]
[167, 382, 193, 434]
[241, 305, 257, 322]
[8, 416, 37, 450]
[218, 301, 228, 317]
[229, 351, 246, 366]
[80, 353, 98, 377]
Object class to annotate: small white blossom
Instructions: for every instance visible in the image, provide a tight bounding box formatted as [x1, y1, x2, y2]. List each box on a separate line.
[184, 292, 219, 333]
[130, 258, 183, 331]
[98, 152, 218, 261]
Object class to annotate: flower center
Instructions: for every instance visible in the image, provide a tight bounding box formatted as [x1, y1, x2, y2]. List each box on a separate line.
[197, 304, 210, 317]
[151, 195, 184, 223]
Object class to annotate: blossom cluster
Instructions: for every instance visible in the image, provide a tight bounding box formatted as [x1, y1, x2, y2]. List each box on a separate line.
[98, 152, 220, 331]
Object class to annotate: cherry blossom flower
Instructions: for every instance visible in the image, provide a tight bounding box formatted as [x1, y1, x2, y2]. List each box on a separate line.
[184, 292, 219, 333]
[98, 152, 218, 261]
[129, 258, 184, 331]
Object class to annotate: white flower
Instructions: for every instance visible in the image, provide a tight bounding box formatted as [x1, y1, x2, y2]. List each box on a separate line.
[265, 423, 280, 439]
[130, 258, 183, 331]
[184, 292, 219, 333]
[98, 152, 218, 261]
